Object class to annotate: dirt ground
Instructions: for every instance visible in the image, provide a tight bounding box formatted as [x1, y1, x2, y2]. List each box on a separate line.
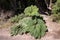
[0, 15, 60, 40]
[40, 15, 60, 40]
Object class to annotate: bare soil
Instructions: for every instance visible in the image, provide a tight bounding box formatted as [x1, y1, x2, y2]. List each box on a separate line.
[41, 15, 60, 40]
[0, 15, 60, 40]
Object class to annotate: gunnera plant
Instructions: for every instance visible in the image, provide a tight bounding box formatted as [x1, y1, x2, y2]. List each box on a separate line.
[10, 13, 26, 23]
[11, 5, 47, 39]
[24, 5, 39, 16]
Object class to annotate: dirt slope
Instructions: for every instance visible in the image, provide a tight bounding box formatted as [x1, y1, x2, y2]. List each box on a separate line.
[41, 15, 60, 40]
[0, 15, 60, 40]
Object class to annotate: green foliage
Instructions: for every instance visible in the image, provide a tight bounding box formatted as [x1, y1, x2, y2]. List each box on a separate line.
[52, 13, 60, 22]
[10, 13, 25, 23]
[10, 5, 47, 39]
[11, 17, 47, 39]
[52, 0, 60, 14]
[52, 0, 60, 22]
[10, 5, 39, 23]
[24, 5, 39, 16]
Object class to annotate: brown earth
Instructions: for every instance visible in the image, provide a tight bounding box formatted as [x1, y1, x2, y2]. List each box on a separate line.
[0, 15, 60, 40]
[41, 15, 60, 40]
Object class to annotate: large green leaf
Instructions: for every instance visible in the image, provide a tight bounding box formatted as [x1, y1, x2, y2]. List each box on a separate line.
[24, 5, 39, 16]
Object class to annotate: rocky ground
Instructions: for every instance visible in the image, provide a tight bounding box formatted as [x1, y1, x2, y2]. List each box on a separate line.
[0, 15, 60, 40]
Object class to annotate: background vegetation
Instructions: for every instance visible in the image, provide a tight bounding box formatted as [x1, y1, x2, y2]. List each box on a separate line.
[52, 0, 60, 22]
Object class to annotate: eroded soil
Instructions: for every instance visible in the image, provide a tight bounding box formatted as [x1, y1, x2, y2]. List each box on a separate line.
[0, 15, 60, 40]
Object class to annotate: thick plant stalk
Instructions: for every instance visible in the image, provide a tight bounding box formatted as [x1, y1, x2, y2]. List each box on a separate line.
[49, 0, 52, 10]
[45, 0, 52, 10]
